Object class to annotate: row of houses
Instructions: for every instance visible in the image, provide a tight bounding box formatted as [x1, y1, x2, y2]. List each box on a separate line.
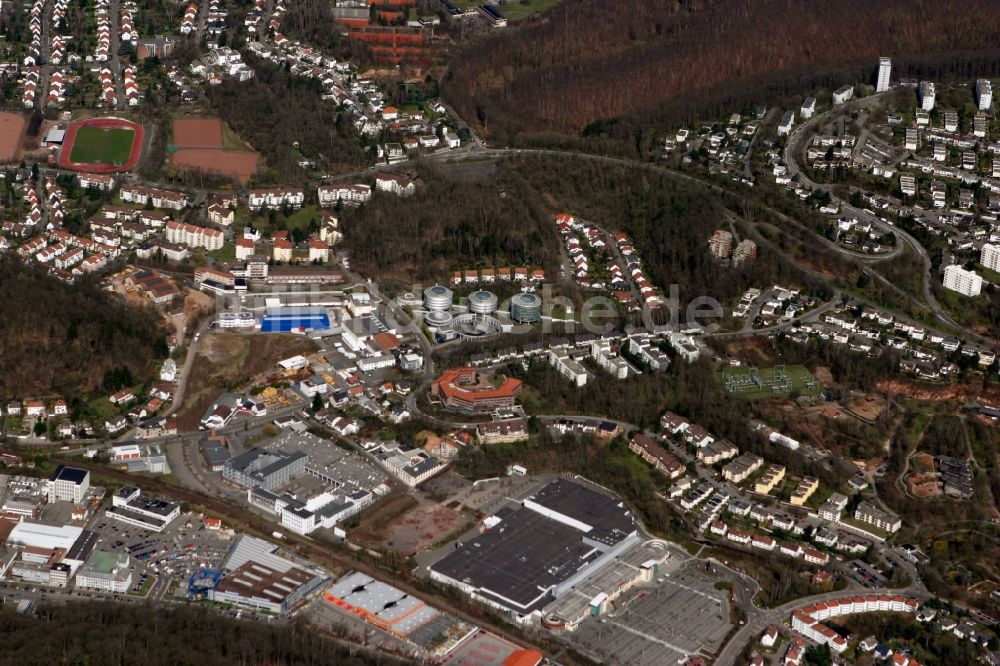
[120, 184, 190, 210]
[94, 0, 112, 62]
[791, 595, 919, 654]
[449, 266, 545, 285]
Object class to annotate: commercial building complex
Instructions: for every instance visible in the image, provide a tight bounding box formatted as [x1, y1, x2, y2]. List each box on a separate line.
[430, 479, 644, 623]
[223, 448, 308, 490]
[430, 368, 522, 413]
[75, 550, 133, 593]
[208, 535, 327, 614]
[106, 485, 180, 532]
[47, 466, 89, 504]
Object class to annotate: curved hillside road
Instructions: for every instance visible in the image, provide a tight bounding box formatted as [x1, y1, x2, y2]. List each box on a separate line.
[782, 95, 996, 349]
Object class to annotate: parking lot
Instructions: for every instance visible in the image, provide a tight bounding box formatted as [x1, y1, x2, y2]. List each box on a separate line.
[846, 559, 889, 588]
[571, 560, 733, 666]
[87, 510, 234, 601]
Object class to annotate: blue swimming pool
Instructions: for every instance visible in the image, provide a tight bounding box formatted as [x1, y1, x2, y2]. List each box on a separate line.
[259, 313, 330, 333]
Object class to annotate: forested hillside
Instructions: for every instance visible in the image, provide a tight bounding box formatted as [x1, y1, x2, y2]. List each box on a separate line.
[0, 601, 411, 666]
[341, 157, 809, 310]
[0, 257, 164, 397]
[341, 161, 562, 282]
[445, 0, 1000, 146]
[206, 53, 366, 184]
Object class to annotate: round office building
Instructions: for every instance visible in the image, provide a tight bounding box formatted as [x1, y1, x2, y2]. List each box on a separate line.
[423, 285, 454, 312]
[510, 291, 542, 323]
[468, 290, 498, 315]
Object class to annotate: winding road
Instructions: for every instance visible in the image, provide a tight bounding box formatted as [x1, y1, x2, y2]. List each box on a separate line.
[782, 92, 996, 350]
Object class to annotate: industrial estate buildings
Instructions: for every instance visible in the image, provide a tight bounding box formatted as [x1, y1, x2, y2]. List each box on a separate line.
[430, 478, 670, 630]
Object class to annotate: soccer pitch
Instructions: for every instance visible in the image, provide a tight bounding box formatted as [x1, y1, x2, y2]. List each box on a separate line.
[68, 127, 136, 164]
[720, 364, 821, 399]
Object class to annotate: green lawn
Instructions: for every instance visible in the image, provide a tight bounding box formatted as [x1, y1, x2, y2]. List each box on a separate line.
[977, 264, 1000, 284]
[69, 126, 136, 164]
[87, 397, 118, 421]
[283, 205, 321, 233]
[207, 243, 236, 264]
[720, 364, 822, 399]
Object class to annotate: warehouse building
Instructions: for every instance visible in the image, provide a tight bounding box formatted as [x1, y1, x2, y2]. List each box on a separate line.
[429, 479, 640, 622]
[208, 535, 327, 614]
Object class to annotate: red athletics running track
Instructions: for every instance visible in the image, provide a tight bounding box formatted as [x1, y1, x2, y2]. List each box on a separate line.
[57, 117, 144, 173]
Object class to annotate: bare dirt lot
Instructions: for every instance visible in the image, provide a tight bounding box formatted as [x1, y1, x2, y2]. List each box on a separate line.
[173, 118, 223, 148]
[379, 501, 469, 556]
[907, 472, 941, 498]
[350, 493, 469, 556]
[174, 333, 318, 429]
[0, 112, 25, 162]
[843, 393, 887, 423]
[172, 148, 259, 182]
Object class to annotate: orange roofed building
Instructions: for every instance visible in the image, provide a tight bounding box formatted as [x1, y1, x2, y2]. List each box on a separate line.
[430, 367, 521, 413]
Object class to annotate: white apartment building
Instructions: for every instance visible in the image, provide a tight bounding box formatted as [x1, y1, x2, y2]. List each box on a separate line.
[79, 173, 115, 191]
[165, 220, 224, 250]
[375, 174, 416, 197]
[800, 97, 816, 119]
[248, 188, 305, 210]
[777, 111, 794, 136]
[919, 81, 936, 111]
[854, 500, 902, 533]
[899, 173, 916, 197]
[589, 341, 629, 379]
[942, 264, 982, 297]
[981, 243, 1000, 272]
[317, 184, 371, 207]
[977, 79, 993, 111]
[832, 85, 854, 105]
[549, 349, 588, 387]
[120, 184, 189, 210]
[876, 57, 891, 93]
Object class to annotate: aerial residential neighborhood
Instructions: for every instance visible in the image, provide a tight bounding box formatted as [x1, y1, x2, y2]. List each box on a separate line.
[0, 1, 998, 665]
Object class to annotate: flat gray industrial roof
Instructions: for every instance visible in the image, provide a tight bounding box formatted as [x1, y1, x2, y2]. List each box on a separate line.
[526, 478, 635, 546]
[430, 506, 599, 613]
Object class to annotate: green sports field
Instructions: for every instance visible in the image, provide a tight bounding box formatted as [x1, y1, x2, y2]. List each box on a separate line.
[68, 126, 136, 164]
[720, 364, 822, 399]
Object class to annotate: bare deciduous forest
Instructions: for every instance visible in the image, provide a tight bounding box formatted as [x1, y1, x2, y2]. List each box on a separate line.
[206, 54, 367, 184]
[0, 602, 412, 666]
[342, 157, 815, 310]
[444, 0, 1000, 147]
[0, 256, 163, 397]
